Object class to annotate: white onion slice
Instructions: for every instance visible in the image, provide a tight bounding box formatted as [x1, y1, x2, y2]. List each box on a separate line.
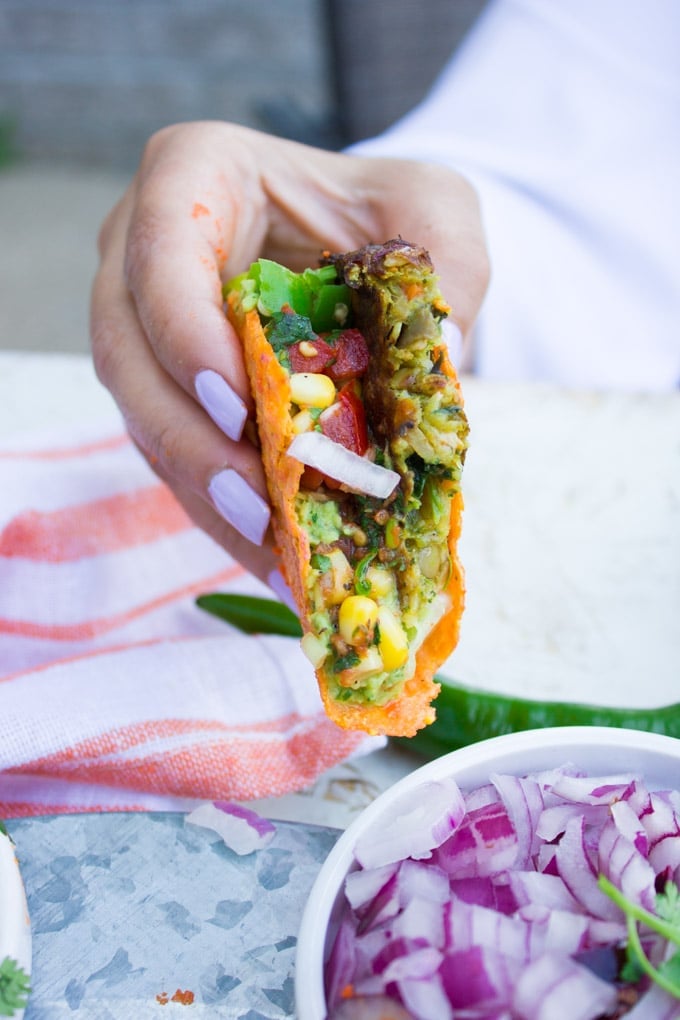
[287, 431, 400, 499]
[185, 801, 275, 855]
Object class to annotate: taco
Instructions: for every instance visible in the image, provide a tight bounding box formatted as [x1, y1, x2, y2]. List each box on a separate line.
[226, 239, 468, 737]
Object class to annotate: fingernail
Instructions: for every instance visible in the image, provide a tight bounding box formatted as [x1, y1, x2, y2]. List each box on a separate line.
[195, 369, 248, 441]
[209, 469, 270, 545]
[267, 568, 299, 614]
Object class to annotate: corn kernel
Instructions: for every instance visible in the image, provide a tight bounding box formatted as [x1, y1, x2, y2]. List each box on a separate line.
[289, 373, 336, 409]
[364, 566, 397, 601]
[298, 340, 319, 358]
[338, 595, 379, 646]
[291, 408, 316, 434]
[376, 605, 409, 671]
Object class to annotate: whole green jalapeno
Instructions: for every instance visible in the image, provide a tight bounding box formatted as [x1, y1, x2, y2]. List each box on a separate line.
[197, 594, 680, 758]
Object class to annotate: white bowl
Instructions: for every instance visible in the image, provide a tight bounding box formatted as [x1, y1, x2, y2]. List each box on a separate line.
[0, 827, 32, 1020]
[295, 726, 680, 1020]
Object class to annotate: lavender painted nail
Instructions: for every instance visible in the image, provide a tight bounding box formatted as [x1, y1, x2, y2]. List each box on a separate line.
[209, 469, 270, 545]
[267, 569, 299, 614]
[195, 369, 248, 442]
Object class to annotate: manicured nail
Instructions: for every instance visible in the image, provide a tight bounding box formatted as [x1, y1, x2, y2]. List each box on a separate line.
[441, 320, 463, 367]
[195, 369, 247, 442]
[267, 569, 299, 614]
[208, 469, 270, 545]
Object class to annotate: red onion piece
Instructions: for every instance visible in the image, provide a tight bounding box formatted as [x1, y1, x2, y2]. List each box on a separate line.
[511, 951, 617, 1020]
[185, 801, 275, 855]
[398, 972, 454, 1020]
[432, 800, 518, 878]
[287, 432, 400, 499]
[623, 980, 680, 1018]
[598, 818, 657, 912]
[491, 772, 545, 867]
[354, 778, 465, 870]
[440, 944, 521, 1009]
[326, 765, 680, 1020]
[552, 815, 620, 921]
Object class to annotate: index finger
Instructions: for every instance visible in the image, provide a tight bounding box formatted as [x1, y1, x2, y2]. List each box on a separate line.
[122, 136, 267, 440]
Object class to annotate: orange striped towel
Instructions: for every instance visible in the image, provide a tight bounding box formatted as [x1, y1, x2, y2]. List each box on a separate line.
[0, 421, 384, 817]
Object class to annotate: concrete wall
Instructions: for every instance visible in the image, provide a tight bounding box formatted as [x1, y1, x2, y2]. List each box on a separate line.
[0, 0, 335, 170]
[0, 0, 486, 170]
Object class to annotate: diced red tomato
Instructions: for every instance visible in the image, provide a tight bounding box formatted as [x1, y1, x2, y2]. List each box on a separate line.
[327, 329, 370, 383]
[319, 383, 369, 455]
[289, 337, 336, 374]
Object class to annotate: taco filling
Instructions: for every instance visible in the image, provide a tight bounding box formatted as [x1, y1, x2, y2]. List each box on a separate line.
[227, 241, 468, 715]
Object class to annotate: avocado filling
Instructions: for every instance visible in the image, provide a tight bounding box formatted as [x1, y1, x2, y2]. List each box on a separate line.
[228, 246, 468, 707]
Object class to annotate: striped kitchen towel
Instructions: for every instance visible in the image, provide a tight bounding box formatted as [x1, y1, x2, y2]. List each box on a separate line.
[0, 421, 383, 817]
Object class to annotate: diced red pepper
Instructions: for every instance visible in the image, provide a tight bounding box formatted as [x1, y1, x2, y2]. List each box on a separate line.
[327, 329, 370, 383]
[289, 337, 336, 374]
[300, 465, 325, 490]
[319, 383, 369, 455]
[300, 465, 343, 491]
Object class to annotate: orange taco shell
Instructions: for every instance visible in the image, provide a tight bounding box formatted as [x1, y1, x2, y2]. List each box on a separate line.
[227, 243, 466, 737]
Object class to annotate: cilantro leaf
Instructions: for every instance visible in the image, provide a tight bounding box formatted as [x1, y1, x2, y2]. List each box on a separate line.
[599, 876, 680, 1000]
[657, 882, 680, 927]
[265, 311, 318, 352]
[658, 952, 680, 989]
[333, 649, 360, 673]
[0, 957, 30, 1015]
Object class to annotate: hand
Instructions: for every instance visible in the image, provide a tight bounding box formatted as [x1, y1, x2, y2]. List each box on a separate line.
[90, 121, 489, 590]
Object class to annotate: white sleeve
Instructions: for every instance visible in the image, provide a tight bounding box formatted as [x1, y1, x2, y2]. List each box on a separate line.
[350, 0, 680, 390]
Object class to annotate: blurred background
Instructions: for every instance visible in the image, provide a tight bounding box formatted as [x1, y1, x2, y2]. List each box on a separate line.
[0, 0, 483, 355]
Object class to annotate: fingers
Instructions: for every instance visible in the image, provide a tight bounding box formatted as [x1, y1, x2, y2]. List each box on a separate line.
[260, 145, 489, 356]
[91, 121, 490, 587]
[91, 207, 275, 576]
[350, 157, 491, 343]
[121, 126, 269, 440]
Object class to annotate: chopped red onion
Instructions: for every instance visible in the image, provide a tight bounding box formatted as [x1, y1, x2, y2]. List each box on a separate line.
[511, 951, 617, 1019]
[491, 772, 545, 867]
[623, 980, 680, 1018]
[610, 798, 649, 856]
[354, 778, 465, 870]
[185, 801, 275, 855]
[287, 431, 400, 499]
[440, 944, 521, 1009]
[398, 972, 454, 1020]
[432, 800, 518, 878]
[325, 764, 680, 1020]
[553, 815, 621, 921]
[598, 818, 657, 912]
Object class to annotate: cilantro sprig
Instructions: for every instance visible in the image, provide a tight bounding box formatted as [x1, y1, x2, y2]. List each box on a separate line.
[599, 875, 680, 999]
[0, 957, 30, 1016]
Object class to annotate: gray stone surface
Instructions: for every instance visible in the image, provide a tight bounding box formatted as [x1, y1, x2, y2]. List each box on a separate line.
[0, 0, 335, 169]
[0, 164, 129, 354]
[0, 1, 488, 356]
[7, 811, 339, 1018]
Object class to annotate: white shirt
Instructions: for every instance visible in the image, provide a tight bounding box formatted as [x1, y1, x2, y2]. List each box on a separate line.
[351, 0, 680, 390]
